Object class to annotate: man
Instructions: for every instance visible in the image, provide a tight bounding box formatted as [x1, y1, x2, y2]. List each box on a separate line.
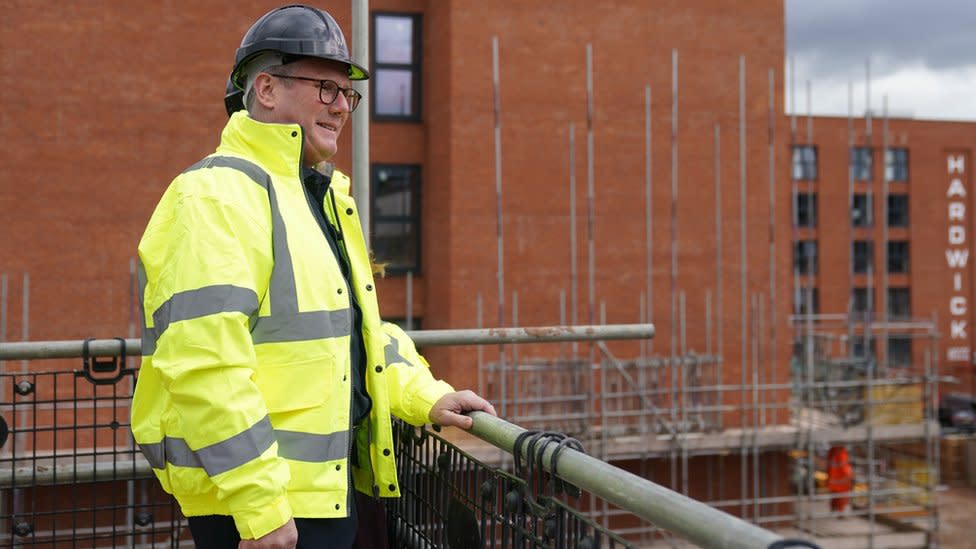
[132, 5, 495, 548]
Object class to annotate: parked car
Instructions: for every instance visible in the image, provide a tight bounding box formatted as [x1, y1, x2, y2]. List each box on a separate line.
[938, 393, 976, 432]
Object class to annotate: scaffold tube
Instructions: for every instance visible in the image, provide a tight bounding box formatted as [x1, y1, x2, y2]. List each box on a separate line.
[467, 410, 785, 549]
[0, 324, 655, 360]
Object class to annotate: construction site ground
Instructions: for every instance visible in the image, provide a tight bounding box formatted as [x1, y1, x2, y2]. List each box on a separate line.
[767, 484, 976, 549]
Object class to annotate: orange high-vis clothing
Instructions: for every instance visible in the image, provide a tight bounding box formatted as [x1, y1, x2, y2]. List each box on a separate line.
[131, 112, 454, 540]
[826, 446, 853, 512]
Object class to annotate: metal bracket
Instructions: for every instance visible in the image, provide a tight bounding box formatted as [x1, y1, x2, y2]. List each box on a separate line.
[79, 337, 130, 385]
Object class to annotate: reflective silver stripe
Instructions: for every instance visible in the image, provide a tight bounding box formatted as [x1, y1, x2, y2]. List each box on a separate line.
[137, 260, 150, 352]
[138, 415, 276, 476]
[252, 309, 352, 344]
[384, 336, 414, 367]
[138, 421, 347, 471]
[139, 441, 165, 470]
[179, 155, 352, 345]
[142, 285, 259, 355]
[276, 429, 348, 463]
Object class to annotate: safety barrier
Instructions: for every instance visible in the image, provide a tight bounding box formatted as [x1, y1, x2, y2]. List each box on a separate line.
[0, 326, 817, 548]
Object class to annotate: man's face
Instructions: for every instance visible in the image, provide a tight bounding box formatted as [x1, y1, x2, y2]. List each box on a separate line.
[265, 58, 352, 167]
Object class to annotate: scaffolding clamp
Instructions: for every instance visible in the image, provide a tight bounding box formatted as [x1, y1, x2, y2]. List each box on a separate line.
[80, 337, 130, 385]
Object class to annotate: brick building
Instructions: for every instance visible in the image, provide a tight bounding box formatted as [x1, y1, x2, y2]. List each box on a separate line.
[0, 1, 972, 537]
[791, 116, 976, 397]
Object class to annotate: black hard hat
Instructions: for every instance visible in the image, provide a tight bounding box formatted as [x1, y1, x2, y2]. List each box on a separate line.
[231, 4, 369, 90]
[224, 76, 245, 116]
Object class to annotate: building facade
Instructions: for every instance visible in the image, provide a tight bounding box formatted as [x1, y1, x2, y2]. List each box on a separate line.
[0, 2, 972, 538]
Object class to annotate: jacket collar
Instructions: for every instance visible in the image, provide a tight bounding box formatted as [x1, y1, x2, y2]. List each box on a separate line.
[217, 111, 305, 179]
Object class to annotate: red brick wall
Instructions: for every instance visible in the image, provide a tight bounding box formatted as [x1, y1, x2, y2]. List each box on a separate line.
[805, 117, 976, 396]
[1, 0, 788, 428]
[6, 1, 972, 423]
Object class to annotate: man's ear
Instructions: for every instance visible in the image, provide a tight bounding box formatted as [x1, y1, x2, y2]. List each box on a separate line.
[252, 72, 277, 110]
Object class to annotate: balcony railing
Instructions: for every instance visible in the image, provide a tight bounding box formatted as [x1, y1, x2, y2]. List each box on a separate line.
[0, 326, 816, 548]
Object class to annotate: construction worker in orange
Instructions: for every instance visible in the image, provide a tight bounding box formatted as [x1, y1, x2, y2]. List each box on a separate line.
[826, 445, 854, 514]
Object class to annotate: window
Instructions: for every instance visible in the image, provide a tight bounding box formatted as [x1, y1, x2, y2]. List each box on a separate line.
[793, 240, 818, 275]
[887, 241, 909, 274]
[795, 193, 817, 227]
[794, 287, 819, 315]
[372, 13, 422, 120]
[887, 337, 912, 367]
[371, 164, 421, 273]
[887, 287, 911, 319]
[791, 145, 818, 181]
[853, 240, 873, 274]
[851, 338, 876, 362]
[851, 287, 874, 316]
[851, 146, 873, 181]
[885, 148, 909, 182]
[888, 194, 909, 227]
[852, 194, 873, 227]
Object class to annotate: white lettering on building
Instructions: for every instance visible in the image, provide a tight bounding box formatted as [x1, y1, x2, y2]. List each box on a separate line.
[946, 153, 970, 362]
[948, 347, 970, 361]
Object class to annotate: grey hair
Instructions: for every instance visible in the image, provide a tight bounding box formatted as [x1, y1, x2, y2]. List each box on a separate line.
[242, 52, 294, 111]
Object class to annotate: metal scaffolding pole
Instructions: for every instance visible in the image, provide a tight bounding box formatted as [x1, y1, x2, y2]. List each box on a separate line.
[714, 123, 724, 432]
[491, 35, 507, 418]
[766, 68, 776, 428]
[0, 324, 657, 360]
[569, 122, 578, 358]
[881, 96, 890, 372]
[645, 84, 653, 357]
[670, 48, 680, 492]
[468, 412, 785, 549]
[738, 53, 748, 519]
[586, 43, 596, 332]
[351, 0, 370, 243]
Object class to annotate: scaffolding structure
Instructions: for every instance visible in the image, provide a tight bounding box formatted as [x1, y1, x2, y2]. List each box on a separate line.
[475, 314, 940, 548]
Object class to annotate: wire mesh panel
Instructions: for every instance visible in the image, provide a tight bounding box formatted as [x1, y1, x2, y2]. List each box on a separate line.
[387, 421, 637, 549]
[0, 358, 189, 547]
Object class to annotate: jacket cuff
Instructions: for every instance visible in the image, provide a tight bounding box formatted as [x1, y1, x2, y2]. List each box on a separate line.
[235, 494, 292, 540]
[414, 380, 455, 424]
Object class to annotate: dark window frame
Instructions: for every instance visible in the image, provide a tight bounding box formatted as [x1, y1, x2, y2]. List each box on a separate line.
[885, 147, 909, 182]
[851, 146, 873, 181]
[887, 287, 911, 319]
[793, 287, 820, 316]
[371, 12, 423, 122]
[852, 193, 873, 227]
[795, 193, 817, 228]
[887, 194, 909, 227]
[887, 241, 910, 274]
[370, 163, 422, 274]
[793, 240, 818, 276]
[851, 287, 874, 316]
[853, 240, 874, 274]
[886, 336, 912, 367]
[791, 145, 818, 181]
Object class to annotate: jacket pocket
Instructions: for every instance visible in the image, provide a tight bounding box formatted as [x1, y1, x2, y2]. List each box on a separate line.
[254, 355, 334, 413]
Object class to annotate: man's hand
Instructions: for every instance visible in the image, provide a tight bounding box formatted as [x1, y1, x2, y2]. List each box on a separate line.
[429, 390, 497, 429]
[239, 518, 297, 549]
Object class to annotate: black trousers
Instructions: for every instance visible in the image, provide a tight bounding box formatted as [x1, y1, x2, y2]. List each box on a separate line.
[187, 494, 360, 549]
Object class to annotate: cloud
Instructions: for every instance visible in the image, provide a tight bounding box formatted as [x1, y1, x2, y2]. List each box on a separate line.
[786, 0, 976, 120]
[793, 65, 976, 121]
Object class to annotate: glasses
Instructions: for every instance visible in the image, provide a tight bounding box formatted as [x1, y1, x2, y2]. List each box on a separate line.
[267, 74, 362, 112]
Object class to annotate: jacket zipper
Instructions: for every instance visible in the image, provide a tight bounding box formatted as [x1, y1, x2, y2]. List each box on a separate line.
[297, 174, 361, 515]
[327, 189, 378, 497]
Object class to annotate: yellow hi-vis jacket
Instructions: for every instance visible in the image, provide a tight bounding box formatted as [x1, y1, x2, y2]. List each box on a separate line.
[131, 111, 453, 540]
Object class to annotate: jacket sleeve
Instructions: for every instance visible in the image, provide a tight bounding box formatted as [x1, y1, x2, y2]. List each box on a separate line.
[378, 322, 454, 426]
[138, 173, 292, 539]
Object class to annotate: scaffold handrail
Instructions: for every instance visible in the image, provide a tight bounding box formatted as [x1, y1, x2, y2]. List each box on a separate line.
[0, 323, 655, 360]
[466, 410, 791, 549]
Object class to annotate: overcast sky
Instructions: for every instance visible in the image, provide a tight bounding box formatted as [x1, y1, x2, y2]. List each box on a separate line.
[785, 0, 976, 121]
